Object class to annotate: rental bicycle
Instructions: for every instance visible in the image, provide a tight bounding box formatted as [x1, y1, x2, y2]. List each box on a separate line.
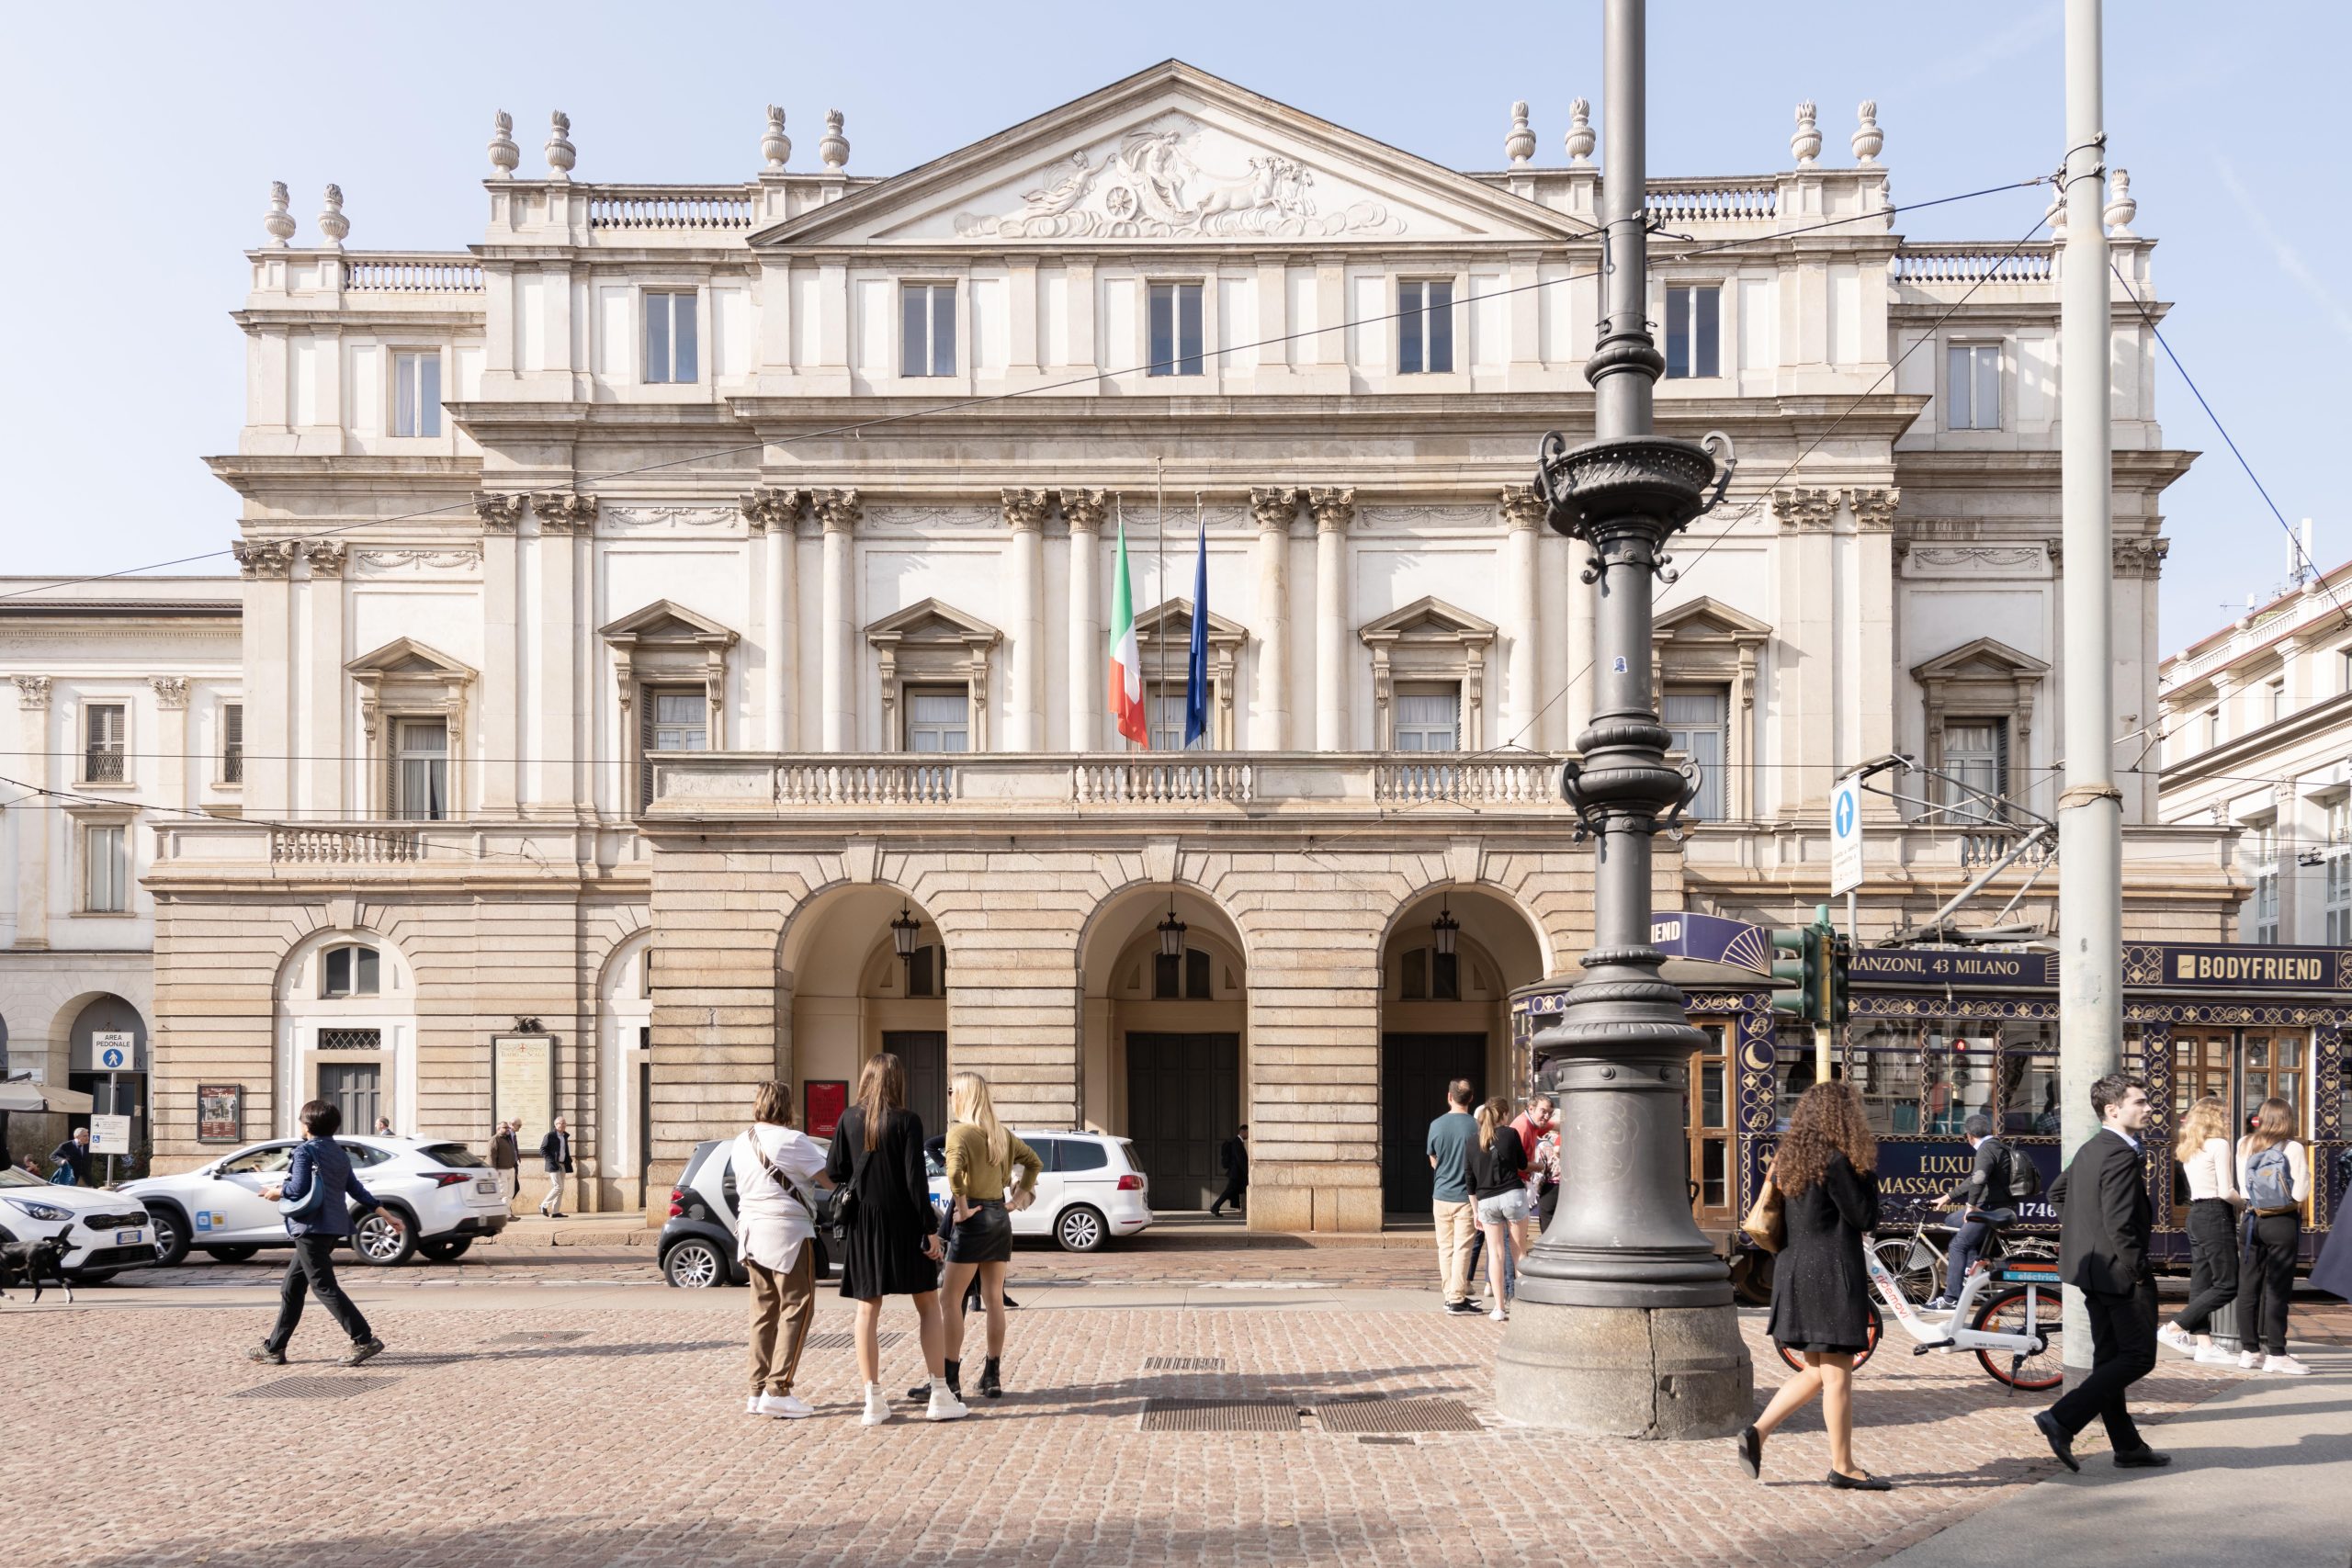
[1870, 1208, 2056, 1306]
[1775, 1222, 2064, 1391]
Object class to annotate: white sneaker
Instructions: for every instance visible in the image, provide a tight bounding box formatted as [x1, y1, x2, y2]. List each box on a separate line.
[1488, 1306, 1509, 1322]
[2263, 1355, 2312, 1376]
[2194, 1345, 2242, 1366]
[925, 1384, 970, 1422]
[2156, 1324, 2197, 1358]
[757, 1392, 816, 1417]
[860, 1382, 896, 1426]
[2238, 1350, 2263, 1371]
[744, 1393, 763, 1416]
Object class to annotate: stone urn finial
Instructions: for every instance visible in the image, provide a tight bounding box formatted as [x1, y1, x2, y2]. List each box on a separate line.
[1851, 98, 1883, 164]
[1564, 96, 1595, 164]
[2105, 167, 2137, 235]
[488, 109, 519, 177]
[317, 184, 348, 249]
[263, 180, 296, 247]
[1505, 100, 1536, 165]
[1791, 100, 1822, 166]
[819, 107, 849, 171]
[546, 110, 576, 180]
[762, 105, 791, 170]
[2044, 186, 2067, 237]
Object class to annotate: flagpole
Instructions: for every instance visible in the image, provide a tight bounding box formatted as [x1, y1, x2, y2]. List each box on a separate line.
[1153, 456, 1166, 752]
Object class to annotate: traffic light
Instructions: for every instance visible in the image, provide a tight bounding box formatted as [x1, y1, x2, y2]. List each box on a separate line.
[1770, 923, 1823, 1021]
[1829, 931, 1853, 1024]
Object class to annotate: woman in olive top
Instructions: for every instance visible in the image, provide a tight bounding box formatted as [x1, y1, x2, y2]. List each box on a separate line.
[936, 1072, 1043, 1401]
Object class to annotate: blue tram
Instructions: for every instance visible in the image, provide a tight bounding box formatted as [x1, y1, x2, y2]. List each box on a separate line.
[1510, 927, 2348, 1288]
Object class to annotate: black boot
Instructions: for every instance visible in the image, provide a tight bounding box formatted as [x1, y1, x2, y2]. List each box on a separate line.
[978, 1358, 1002, 1399]
[944, 1358, 962, 1399]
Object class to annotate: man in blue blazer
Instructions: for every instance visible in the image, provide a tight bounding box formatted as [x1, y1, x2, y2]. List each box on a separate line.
[250, 1099, 389, 1367]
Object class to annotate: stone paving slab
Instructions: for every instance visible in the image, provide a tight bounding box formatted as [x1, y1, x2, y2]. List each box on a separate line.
[0, 1286, 2276, 1568]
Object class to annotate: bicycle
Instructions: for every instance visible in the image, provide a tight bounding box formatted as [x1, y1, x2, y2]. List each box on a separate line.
[1774, 1218, 2064, 1391]
[1870, 1206, 2055, 1307]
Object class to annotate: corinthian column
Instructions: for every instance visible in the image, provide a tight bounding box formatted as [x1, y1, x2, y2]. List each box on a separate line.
[1307, 487, 1354, 750]
[1061, 489, 1108, 750]
[813, 489, 861, 751]
[742, 488, 808, 750]
[1500, 485, 1544, 749]
[1003, 488, 1050, 750]
[1251, 487, 1296, 750]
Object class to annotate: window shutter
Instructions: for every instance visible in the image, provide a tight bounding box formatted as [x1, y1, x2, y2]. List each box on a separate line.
[1994, 718, 2011, 812]
[639, 691, 657, 811]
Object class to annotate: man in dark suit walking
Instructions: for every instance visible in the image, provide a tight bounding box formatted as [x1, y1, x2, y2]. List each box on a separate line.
[538, 1116, 574, 1218]
[2034, 1073, 2169, 1472]
[1210, 1126, 1248, 1219]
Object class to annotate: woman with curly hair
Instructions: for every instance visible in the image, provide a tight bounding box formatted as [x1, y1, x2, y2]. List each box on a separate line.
[1736, 1080, 1889, 1491]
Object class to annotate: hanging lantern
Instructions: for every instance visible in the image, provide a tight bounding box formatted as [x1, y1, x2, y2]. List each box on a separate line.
[1157, 902, 1188, 959]
[890, 904, 921, 960]
[1430, 904, 1460, 957]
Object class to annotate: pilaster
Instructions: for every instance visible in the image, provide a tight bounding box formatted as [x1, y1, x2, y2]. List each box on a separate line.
[814, 489, 862, 751]
[1251, 487, 1297, 749]
[150, 677, 191, 817]
[1770, 487, 1838, 819]
[475, 491, 527, 815]
[531, 492, 596, 818]
[743, 488, 808, 752]
[232, 539, 296, 817]
[1061, 489, 1107, 751]
[1847, 486, 1902, 821]
[1003, 488, 1050, 750]
[1500, 485, 1544, 747]
[299, 542, 346, 816]
[12, 676, 52, 949]
[1307, 487, 1354, 750]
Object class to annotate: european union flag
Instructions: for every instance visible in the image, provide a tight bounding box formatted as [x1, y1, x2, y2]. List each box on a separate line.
[1184, 514, 1208, 748]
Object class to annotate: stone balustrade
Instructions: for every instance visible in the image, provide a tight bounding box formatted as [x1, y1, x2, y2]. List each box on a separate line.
[1644, 178, 1779, 225]
[585, 186, 754, 231]
[343, 254, 485, 292]
[1891, 243, 2058, 286]
[269, 826, 425, 863]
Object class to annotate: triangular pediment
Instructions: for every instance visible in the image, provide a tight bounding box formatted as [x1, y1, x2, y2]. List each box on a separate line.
[1135, 596, 1247, 645]
[1913, 636, 2049, 682]
[753, 61, 1588, 249]
[598, 599, 740, 646]
[1360, 595, 1497, 643]
[865, 597, 1001, 647]
[345, 637, 475, 681]
[1657, 595, 1772, 644]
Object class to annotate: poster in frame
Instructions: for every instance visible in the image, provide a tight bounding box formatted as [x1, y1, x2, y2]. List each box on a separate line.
[805, 1080, 848, 1139]
[196, 1083, 244, 1144]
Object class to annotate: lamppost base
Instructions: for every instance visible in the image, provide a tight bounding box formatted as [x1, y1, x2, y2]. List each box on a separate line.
[1493, 1299, 1753, 1439]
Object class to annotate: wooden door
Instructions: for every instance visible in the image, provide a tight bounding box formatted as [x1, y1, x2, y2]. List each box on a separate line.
[2171, 1028, 2233, 1121]
[1687, 1023, 1735, 1232]
[1125, 1032, 1241, 1210]
[884, 1031, 948, 1142]
[1381, 1032, 1487, 1214]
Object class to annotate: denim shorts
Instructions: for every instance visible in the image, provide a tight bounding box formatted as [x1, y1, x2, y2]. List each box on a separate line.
[1476, 1191, 1527, 1227]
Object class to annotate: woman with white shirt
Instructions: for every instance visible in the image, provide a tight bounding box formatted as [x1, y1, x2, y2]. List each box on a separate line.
[2236, 1097, 2312, 1375]
[730, 1080, 831, 1417]
[2157, 1097, 2243, 1365]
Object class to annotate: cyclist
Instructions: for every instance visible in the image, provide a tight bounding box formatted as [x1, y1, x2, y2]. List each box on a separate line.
[1925, 1112, 2011, 1312]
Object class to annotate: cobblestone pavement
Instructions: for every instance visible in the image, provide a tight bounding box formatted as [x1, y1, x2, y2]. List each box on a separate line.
[11, 1275, 2320, 1568]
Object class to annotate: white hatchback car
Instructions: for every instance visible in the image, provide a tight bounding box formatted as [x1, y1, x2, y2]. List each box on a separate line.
[925, 1130, 1153, 1252]
[0, 1165, 154, 1280]
[121, 1135, 510, 1267]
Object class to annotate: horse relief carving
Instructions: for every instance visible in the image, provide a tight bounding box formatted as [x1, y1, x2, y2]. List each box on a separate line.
[957, 118, 1404, 239]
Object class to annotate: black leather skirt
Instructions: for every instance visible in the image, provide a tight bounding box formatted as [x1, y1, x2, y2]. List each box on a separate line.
[944, 1199, 1012, 1264]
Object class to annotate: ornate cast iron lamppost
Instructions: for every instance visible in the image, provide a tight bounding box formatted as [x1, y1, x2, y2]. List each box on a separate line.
[1493, 0, 1752, 1439]
[890, 903, 922, 988]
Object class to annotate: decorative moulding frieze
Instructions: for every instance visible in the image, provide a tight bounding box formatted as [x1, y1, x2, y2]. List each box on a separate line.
[1902, 545, 2048, 577]
[864, 502, 993, 533]
[149, 676, 190, 710]
[353, 547, 483, 576]
[13, 673, 51, 709]
[604, 504, 734, 533]
[1358, 502, 1494, 531]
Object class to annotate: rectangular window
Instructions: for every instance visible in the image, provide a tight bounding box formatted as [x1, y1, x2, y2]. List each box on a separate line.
[899, 283, 956, 378]
[1663, 687, 1729, 821]
[2203, 706, 2222, 750]
[84, 703, 126, 782]
[1146, 682, 1208, 752]
[221, 703, 244, 784]
[643, 290, 699, 384]
[638, 686, 707, 810]
[1946, 343, 2001, 430]
[393, 719, 448, 821]
[1393, 684, 1461, 751]
[392, 351, 442, 436]
[2266, 678, 2286, 726]
[84, 823, 127, 912]
[1940, 717, 2007, 822]
[1664, 285, 1721, 378]
[903, 686, 969, 753]
[323, 945, 381, 998]
[1147, 282, 1204, 377]
[2248, 821, 2281, 944]
[1397, 279, 1454, 374]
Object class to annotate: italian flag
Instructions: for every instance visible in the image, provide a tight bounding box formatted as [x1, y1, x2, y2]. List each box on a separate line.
[1109, 512, 1148, 746]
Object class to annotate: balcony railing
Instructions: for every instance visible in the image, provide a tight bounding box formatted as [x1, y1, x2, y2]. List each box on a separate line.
[343, 254, 486, 293]
[1645, 178, 1779, 225]
[586, 186, 754, 231]
[1891, 243, 2057, 286]
[269, 827, 424, 863]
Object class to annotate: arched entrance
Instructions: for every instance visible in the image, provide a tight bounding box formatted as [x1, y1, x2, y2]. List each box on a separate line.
[1078, 886, 1248, 1212]
[276, 931, 416, 1140]
[779, 886, 948, 1138]
[1378, 888, 1545, 1215]
[597, 935, 653, 1210]
[65, 994, 149, 1179]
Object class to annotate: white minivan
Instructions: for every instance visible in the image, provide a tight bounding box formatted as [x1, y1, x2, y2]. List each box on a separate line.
[925, 1130, 1153, 1252]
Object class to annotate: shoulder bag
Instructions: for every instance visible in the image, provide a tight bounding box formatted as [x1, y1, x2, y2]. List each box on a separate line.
[277, 1146, 337, 1223]
[831, 1114, 878, 1228]
[1742, 1166, 1786, 1254]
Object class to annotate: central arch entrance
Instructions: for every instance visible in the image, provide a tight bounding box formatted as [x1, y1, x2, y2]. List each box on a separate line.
[779, 885, 948, 1138]
[1079, 887, 1248, 1212]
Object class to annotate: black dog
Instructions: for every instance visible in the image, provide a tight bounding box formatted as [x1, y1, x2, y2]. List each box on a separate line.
[0, 1228, 75, 1303]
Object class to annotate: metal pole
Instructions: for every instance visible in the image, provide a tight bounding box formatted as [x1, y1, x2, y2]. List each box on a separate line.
[107, 1068, 119, 1186]
[1154, 457, 1166, 751]
[2057, 0, 2121, 1385]
[1497, 0, 1751, 1439]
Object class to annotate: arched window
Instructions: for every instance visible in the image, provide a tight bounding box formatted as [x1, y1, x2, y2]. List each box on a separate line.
[321, 944, 380, 998]
[1154, 946, 1213, 1000]
[905, 942, 946, 998]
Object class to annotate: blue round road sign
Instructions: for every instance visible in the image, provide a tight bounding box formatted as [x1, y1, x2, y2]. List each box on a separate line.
[1834, 790, 1856, 838]
[100, 1046, 126, 1068]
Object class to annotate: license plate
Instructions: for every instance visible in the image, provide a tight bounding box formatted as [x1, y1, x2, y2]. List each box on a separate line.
[476, 1178, 499, 1193]
[116, 1229, 145, 1246]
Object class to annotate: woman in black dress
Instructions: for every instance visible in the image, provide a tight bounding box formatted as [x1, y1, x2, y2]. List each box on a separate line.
[827, 1053, 964, 1424]
[1738, 1080, 1890, 1491]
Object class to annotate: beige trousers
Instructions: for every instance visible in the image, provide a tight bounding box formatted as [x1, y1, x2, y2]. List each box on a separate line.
[1432, 1198, 1477, 1302]
[746, 1247, 818, 1395]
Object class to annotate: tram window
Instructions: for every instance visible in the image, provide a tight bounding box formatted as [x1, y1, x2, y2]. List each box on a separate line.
[1923, 1033, 1995, 1135]
[1851, 1045, 1924, 1135]
[1998, 1050, 2063, 1136]
[1773, 1025, 1842, 1128]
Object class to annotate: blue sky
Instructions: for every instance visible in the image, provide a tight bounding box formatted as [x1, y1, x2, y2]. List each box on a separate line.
[5, 0, 2342, 655]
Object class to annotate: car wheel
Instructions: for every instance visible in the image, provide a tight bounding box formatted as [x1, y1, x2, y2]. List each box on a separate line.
[352, 1210, 418, 1267]
[1054, 1204, 1107, 1254]
[203, 1245, 261, 1264]
[662, 1236, 727, 1289]
[149, 1205, 191, 1267]
[417, 1236, 473, 1262]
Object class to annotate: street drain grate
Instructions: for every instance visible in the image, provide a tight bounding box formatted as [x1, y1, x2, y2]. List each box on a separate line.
[1139, 1399, 1299, 1433]
[804, 1331, 904, 1352]
[492, 1331, 588, 1345]
[1142, 1356, 1226, 1371]
[233, 1375, 399, 1400]
[1314, 1398, 1483, 1435]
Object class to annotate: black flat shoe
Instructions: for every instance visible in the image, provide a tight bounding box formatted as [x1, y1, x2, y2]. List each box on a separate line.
[906, 1381, 933, 1402]
[2033, 1410, 2080, 1472]
[2114, 1448, 2172, 1469]
[1826, 1470, 1893, 1492]
[1735, 1426, 1762, 1480]
[978, 1358, 1002, 1398]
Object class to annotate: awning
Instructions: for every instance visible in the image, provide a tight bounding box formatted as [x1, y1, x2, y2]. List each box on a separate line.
[0, 1079, 95, 1113]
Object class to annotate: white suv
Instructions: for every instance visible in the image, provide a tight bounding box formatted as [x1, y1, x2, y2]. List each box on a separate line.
[926, 1131, 1152, 1252]
[0, 1165, 153, 1280]
[122, 1135, 510, 1267]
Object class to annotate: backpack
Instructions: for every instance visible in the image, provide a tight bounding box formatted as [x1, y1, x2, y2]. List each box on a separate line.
[2245, 1144, 2296, 1213]
[2002, 1140, 2041, 1200]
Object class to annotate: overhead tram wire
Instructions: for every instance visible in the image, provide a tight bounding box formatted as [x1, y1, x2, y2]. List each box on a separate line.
[0, 177, 2052, 604]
